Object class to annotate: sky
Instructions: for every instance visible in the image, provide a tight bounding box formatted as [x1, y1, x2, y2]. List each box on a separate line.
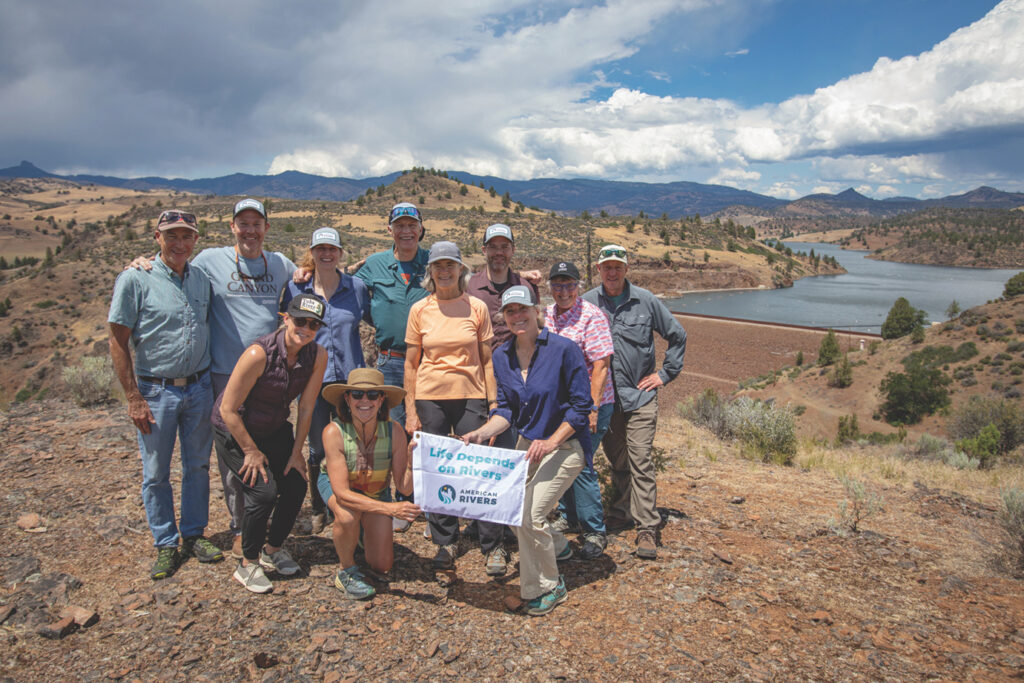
[1, 0, 1021, 200]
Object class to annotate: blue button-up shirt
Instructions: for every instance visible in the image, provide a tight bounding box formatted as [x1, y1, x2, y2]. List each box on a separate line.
[354, 247, 430, 352]
[108, 255, 211, 377]
[280, 271, 369, 384]
[492, 328, 595, 466]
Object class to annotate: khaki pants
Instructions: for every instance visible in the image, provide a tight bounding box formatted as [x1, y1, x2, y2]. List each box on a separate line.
[515, 437, 585, 600]
[603, 395, 660, 530]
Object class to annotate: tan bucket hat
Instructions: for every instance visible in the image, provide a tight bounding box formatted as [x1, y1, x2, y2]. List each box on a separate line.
[321, 368, 405, 412]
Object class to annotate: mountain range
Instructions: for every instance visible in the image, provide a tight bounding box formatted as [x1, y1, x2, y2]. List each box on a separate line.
[3, 160, 1023, 219]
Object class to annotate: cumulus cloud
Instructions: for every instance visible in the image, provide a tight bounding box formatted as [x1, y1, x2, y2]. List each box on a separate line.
[0, 0, 1022, 199]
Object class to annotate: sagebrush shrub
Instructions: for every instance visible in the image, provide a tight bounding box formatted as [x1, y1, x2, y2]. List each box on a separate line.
[832, 474, 879, 534]
[680, 388, 729, 438]
[949, 395, 1024, 456]
[724, 397, 797, 465]
[999, 488, 1024, 574]
[62, 356, 116, 406]
[681, 390, 797, 464]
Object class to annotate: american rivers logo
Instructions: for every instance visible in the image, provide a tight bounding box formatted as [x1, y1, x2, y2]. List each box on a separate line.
[438, 485, 456, 504]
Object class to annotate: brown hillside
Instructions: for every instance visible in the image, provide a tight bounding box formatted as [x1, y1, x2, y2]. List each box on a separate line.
[744, 297, 1024, 443]
[0, 177, 837, 404]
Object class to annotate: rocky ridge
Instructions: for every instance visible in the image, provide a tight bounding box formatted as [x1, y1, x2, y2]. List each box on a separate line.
[2, 399, 1023, 680]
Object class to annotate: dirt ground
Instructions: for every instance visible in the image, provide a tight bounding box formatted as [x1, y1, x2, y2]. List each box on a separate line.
[2, 391, 1023, 680]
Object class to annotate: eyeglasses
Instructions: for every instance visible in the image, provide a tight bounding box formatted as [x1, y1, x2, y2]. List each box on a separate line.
[291, 317, 324, 331]
[389, 206, 422, 223]
[348, 390, 383, 400]
[550, 281, 579, 292]
[599, 247, 627, 260]
[157, 211, 197, 228]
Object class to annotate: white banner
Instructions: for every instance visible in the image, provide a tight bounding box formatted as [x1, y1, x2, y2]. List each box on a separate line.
[412, 432, 528, 527]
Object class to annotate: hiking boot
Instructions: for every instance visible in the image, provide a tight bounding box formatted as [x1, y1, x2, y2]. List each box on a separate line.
[150, 547, 180, 580]
[259, 547, 301, 576]
[230, 535, 243, 560]
[233, 561, 272, 594]
[524, 575, 567, 616]
[432, 544, 457, 570]
[311, 512, 328, 535]
[548, 515, 572, 534]
[182, 536, 224, 563]
[334, 566, 376, 600]
[484, 546, 508, 576]
[636, 528, 658, 560]
[393, 516, 411, 533]
[555, 543, 574, 562]
[579, 532, 607, 561]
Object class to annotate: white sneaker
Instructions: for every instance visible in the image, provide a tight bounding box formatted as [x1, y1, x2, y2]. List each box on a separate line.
[259, 547, 301, 576]
[233, 561, 272, 594]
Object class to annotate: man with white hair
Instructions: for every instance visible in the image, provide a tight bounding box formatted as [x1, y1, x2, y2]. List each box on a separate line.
[582, 245, 687, 560]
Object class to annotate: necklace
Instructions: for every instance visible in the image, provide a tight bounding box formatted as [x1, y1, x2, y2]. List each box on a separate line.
[234, 246, 268, 282]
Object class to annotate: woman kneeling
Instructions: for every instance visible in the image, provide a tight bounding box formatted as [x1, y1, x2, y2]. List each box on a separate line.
[320, 369, 420, 599]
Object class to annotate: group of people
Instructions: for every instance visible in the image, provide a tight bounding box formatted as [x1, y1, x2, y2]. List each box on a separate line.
[109, 197, 686, 616]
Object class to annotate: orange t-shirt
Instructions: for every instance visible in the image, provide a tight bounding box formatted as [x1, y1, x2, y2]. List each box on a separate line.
[405, 294, 494, 400]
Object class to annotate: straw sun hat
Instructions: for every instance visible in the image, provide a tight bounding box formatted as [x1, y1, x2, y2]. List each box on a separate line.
[321, 368, 405, 412]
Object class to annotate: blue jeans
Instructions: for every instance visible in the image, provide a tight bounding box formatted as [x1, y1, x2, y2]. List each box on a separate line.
[136, 374, 214, 548]
[376, 353, 406, 427]
[557, 403, 613, 535]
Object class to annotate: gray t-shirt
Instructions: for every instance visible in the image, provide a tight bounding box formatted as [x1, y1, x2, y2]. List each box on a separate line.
[191, 246, 296, 374]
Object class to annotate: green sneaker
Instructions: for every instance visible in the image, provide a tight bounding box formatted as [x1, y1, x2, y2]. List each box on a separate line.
[150, 546, 180, 580]
[182, 536, 224, 563]
[525, 575, 567, 616]
[334, 567, 376, 600]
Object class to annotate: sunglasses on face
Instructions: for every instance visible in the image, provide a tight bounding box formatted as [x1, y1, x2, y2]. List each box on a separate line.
[389, 206, 422, 223]
[599, 247, 627, 260]
[550, 281, 579, 292]
[157, 211, 198, 228]
[291, 317, 324, 331]
[348, 390, 383, 400]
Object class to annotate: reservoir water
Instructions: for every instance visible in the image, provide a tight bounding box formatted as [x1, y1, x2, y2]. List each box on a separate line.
[667, 242, 1022, 334]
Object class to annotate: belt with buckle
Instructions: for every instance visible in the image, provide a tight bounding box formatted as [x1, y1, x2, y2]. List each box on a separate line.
[378, 348, 405, 359]
[137, 368, 208, 387]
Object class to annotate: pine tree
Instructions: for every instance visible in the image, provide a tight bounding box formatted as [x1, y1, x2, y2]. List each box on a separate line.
[818, 329, 841, 367]
[881, 297, 926, 339]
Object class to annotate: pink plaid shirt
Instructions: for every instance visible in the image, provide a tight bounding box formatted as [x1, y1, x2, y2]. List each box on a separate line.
[545, 297, 615, 406]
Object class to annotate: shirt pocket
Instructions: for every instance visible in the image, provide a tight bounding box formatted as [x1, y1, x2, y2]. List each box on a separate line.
[617, 312, 651, 346]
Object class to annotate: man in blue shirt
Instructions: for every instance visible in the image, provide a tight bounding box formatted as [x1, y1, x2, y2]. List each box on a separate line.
[130, 198, 297, 558]
[582, 244, 687, 560]
[109, 210, 223, 580]
[353, 202, 430, 428]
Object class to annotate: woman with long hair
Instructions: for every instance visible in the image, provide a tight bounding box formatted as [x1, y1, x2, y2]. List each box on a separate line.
[280, 227, 369, 534]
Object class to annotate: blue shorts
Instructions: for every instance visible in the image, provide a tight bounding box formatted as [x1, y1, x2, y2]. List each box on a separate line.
[316, 470, 393, 508]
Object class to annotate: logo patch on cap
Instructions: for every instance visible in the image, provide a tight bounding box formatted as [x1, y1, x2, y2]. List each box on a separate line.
[299, 298, 325, 317]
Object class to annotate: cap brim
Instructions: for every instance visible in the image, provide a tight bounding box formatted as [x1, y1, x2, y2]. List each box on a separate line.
[157, 220, 198, 232]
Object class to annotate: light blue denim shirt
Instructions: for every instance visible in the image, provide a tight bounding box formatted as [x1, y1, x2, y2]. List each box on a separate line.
[108, 255, 211, 377]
